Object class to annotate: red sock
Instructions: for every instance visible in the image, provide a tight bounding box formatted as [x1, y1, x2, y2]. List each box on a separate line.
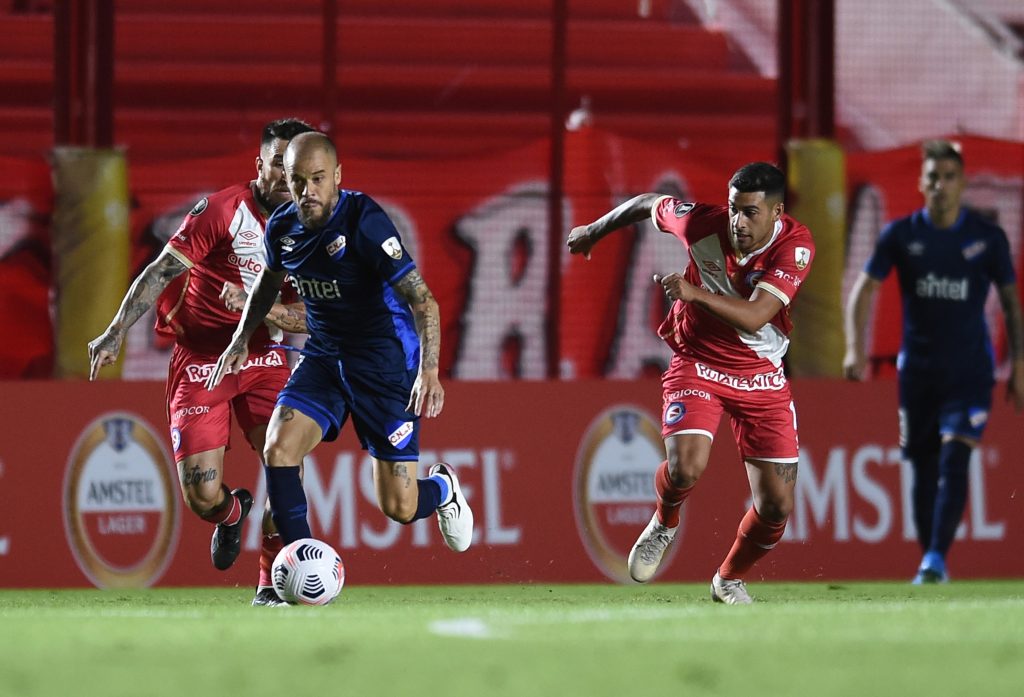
[655, 460, 694, 528]
[258, 534, 284, 588]
[718, 506, 788, 580]
[207, 487, 242, 525]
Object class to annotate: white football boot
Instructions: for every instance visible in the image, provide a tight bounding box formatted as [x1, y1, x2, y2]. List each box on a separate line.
[430, 463, 474, 552]
[710, 572, 753, 605]
[627, 513, 678, 583]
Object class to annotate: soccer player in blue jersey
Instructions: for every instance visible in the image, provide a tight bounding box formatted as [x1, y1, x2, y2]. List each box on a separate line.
[206, 132, 474, 586]
[844, 139, 1024, 584]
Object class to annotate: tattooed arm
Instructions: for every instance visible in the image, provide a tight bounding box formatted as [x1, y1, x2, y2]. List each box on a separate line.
[206, 267, 288, 390]
[88, 249, 188, 380]
[220, 281, 308, 333]
[267, 303, 309, 334]
[567, 193, 662, 259]
[393, 269, 444, 418]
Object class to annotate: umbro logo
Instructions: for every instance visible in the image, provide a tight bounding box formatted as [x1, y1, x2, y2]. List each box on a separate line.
[236, 229, 260, 249]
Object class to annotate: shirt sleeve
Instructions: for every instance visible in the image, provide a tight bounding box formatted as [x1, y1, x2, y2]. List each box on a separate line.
[357, 196, 416, 284]
[651, 196, 702, 245]
[756, 228, 815, 306]
[987, 225, 1017, 286]
[864, 222, 898, 281]
[263, 212, 284, 273]
[166, 196, 221, 268]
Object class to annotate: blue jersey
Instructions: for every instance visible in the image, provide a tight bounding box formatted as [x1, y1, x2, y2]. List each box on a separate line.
[865, 207, 1015, 376]
[264, 190, 419, 372]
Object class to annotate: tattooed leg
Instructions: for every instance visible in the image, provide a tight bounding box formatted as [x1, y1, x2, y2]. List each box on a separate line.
[176, 448, 228, 519]
[373, 459, 421, 523]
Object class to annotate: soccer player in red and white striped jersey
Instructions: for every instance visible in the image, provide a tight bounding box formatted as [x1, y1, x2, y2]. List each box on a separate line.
[567, 162, 815, 604]
[88, 118, 314, 606]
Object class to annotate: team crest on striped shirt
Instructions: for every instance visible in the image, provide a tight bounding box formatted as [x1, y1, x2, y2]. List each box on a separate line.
[794, 246, 811, 270]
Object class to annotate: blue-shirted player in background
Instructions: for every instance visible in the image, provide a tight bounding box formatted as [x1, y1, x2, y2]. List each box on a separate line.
[207, 132, 473, 587]
[844, 139, 1024, 584]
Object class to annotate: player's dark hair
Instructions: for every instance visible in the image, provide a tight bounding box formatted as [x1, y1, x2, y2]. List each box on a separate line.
[261, 118, 316, 145]
[729, 162, 786, 200]
[921, 139, 963, 168]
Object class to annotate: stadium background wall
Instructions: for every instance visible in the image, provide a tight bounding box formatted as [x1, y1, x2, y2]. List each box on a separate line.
[0, 379, 1020, 589]
[1, 133, 1021, 381]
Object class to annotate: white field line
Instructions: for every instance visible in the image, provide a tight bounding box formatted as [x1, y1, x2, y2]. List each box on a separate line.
[427, 598, 1024, 641]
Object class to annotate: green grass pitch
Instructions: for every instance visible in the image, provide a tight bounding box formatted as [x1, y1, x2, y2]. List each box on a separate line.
[1, 581, 1022, 697]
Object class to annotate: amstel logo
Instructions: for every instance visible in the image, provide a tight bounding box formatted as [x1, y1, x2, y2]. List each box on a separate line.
[63, 413, 179, 588]
[573, 405, 677, 583]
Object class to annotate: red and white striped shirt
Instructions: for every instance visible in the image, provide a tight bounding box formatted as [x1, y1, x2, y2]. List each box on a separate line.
[651, 197, 815, 373]
[156, 183, 281, 356]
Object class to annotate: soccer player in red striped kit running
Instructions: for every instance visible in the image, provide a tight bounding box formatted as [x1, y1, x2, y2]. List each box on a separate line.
[567, 162, 814, 604]
[88, 118, 315, 606]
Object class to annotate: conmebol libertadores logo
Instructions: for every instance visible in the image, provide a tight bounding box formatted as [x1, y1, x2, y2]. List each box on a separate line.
[63, 413, 179, 588]
[573, 405, 678, 583]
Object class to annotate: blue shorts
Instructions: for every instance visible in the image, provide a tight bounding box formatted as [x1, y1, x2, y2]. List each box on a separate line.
[277, 353, 420, 461]
[898, 368, 993, 451]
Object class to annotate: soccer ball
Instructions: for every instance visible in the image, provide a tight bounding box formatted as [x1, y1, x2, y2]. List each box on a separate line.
[271, 538, 345, 606]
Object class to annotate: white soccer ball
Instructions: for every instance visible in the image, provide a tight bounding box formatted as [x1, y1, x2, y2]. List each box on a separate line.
[271, 538, 345, 606]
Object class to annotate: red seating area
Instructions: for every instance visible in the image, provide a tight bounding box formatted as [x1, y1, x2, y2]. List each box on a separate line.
[0, 1, 775, 161]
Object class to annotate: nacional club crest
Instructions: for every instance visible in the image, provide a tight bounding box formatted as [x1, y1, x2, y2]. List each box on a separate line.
[573, 405, 677, 583]
[326, 234, 347, 260]
[63, 414, 179, 588]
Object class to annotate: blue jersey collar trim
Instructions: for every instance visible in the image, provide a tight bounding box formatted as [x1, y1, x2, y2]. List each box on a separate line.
[921, 206, 967, 232]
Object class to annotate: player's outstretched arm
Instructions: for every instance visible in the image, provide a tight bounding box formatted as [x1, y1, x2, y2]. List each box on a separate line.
[220, 281, 308, 334]
[87, 250, 188, 380]
[206, 267, 287, 391]
[567, 193, 662, 259]
[997, 282, 1024, 411]
[394, 269, 444, 418]
[842, 272, 881, 381]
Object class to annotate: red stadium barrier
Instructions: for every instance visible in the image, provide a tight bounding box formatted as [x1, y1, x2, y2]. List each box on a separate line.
[0, 379, 1020, 588]
[1, 133, 1019, 380]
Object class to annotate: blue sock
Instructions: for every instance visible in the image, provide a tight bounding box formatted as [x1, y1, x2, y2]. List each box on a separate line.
[407, 476, 446, 523]
[265, 465, 311, 543]
[428, 472, 451, 505]
[929, 440, 972, 556]
[909, 450, 939, 550]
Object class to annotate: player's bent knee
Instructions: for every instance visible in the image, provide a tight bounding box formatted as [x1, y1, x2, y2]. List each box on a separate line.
[665, 455, 702, 488]
[263, 439, 301, 468]
[756, 499, 792, 523]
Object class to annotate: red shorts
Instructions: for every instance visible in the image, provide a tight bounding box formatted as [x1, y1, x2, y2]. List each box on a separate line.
[660, 355, 799, 462]
[165, 344, 290, 462]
